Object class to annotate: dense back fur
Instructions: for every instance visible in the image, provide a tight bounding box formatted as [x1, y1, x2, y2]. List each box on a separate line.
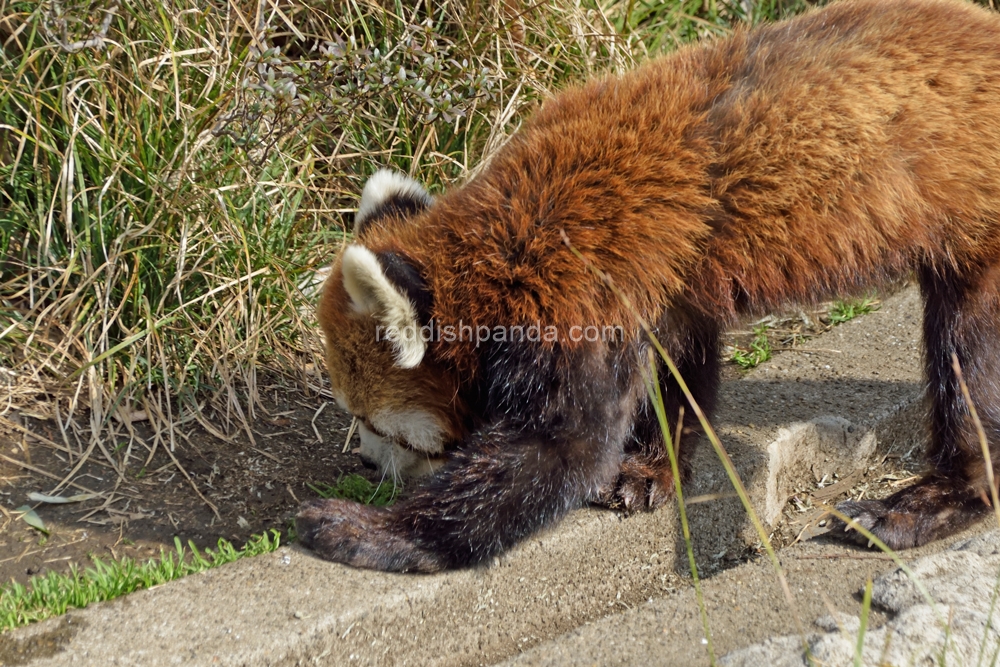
[304, 0, 1000, 570]
[344, 0, 1000, 376]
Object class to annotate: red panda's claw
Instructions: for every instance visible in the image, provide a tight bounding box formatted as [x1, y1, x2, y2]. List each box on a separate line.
[592, 466, 675, 513]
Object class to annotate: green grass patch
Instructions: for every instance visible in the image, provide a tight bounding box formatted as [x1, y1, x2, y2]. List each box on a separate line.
[731, 324, 773, 370]
[308, 473, 399, 507]
[828, 296, 879, 325]
[0, 530, 281, 633]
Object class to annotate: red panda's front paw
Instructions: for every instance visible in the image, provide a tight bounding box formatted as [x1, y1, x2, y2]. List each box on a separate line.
[594, 455, 676, 512]
[295, 498, 371, 552]
[295, 498, 445, 573]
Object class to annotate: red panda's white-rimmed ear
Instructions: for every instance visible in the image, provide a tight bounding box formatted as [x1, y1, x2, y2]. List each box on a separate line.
[341, 244, 426, 368]
[354, 170, 432, 235]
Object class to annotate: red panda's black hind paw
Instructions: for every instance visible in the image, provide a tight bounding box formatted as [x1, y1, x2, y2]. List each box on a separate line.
[295, 498, 445, 573]
[828, 498, 900, 547]
[828, 479, 992, 551]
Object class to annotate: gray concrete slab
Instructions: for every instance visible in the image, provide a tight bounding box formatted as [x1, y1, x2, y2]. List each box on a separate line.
[4, 507, 687, 666]
[721, 530, 1000, 667]
[499, 524, 994, 667]
[1, 285, 940, 666]
[685, 285, 924, 564]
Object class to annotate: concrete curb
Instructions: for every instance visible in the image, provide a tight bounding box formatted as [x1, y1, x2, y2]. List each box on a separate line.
[2, 286, 929, 666]
[683, 285, 924, 564]
[498, 524, 994, 667]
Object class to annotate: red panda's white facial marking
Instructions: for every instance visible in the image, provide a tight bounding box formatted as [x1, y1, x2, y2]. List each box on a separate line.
[323, 331, 457, 480]
[369, 408, 448, 453]
[357, 421, 447, 482]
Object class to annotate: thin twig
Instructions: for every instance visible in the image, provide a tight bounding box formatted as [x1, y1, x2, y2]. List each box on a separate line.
[0, 416, 110, 469]
[144, 396, 221, 520]
[162, 445, 221, 521]
[311, 401, 327, 443]
[0, 452, 102, 496]
[342, 417, 359, 453]
[249, 446, 282, 464]
[0, 537, 90, 564]
[50, 419, 100, 497]
[796, 553, 895, 561]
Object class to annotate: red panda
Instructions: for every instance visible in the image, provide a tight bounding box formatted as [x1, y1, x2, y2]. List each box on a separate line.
[296, 0, 1000, 572]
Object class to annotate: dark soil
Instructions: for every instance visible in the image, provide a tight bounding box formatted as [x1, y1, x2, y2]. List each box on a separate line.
[0, 375, 369, 586]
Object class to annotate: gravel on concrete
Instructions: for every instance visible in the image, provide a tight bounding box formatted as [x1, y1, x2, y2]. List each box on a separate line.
[721, 530, 1000, 667]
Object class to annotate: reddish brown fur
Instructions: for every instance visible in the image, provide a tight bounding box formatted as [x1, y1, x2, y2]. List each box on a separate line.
[352, 0, 1000, 369]
[320, 281, 467, 443]
[302, 0, 1000, 570]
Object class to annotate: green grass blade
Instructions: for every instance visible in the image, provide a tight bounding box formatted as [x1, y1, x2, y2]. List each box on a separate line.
[643, 348, 716, 665]
[0, 530, 283, 633]
[855, 578, 872, 667]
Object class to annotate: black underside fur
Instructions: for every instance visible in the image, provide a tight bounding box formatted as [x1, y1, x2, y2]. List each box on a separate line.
[296, 318, 727, 572]
[297, 255, 1000, 570]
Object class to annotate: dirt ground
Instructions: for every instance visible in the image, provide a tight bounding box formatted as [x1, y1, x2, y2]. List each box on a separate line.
[0, 297, 907, 589]
[0, 373, 367, 586]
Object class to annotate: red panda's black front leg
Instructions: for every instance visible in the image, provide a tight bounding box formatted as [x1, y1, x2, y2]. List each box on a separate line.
[298, 343, 638, 572]
[296, 496, 444, 572]
[296, 423, 628, 572]
[600, 319, 722, 512]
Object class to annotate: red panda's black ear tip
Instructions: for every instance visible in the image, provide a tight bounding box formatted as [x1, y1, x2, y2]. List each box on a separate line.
[354, 169, 433, 235]
[375, 250, 434, 326]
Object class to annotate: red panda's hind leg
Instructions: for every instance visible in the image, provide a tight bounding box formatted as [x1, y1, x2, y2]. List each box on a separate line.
[832, 262, 1000, 549]
[832, 479, 990, 549]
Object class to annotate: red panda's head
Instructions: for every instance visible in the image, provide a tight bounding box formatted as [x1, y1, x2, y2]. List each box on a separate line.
[317, 171, 464, 482]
